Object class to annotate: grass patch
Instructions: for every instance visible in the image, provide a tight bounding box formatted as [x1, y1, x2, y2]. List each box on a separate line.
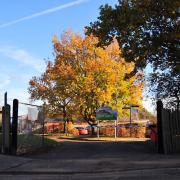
[0, 133, 58, 154]
[18, 134, 58, 147]
[59, 134, 92, 140]
[17, 134, 58, 154]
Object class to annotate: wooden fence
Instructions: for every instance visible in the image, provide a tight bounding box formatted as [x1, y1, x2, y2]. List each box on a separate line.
[162, 109, 180, 154]
[157, 100, 180, 154]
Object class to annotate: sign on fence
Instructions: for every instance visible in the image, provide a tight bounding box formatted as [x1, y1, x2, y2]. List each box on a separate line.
[96, 106, 118, 120]
[96, 106, 118, 138]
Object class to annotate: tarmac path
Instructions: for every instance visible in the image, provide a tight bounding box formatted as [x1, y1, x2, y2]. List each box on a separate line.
[0, 138, 180, 179]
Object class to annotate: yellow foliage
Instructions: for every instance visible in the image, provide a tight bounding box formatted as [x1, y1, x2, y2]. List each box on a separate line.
[29, 30, 144, 120]
[67, 121, 74, 131]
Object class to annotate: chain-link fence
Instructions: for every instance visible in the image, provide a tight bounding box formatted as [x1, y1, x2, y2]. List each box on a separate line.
[0, 99, 57, 155]
[17, 103, 45, 154]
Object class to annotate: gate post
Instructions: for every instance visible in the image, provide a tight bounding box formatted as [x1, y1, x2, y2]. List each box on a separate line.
[2, 104, 11, 154]
[157, 100, 164, 153]
[12, 99, 19, 155]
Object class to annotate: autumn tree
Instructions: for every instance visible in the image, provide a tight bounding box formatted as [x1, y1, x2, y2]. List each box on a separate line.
[29, 34, 78, 132]
[29, 31, 143, 133]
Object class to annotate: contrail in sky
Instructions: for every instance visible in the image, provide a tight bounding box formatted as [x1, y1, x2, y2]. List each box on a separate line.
[0, 0, 88, 28]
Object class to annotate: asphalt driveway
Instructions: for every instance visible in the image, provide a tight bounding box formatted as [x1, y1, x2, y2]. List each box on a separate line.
[1, 138, 180, 179]
[25, 138, 155, 160]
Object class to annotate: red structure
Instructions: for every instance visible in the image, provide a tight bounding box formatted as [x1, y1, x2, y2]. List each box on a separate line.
[150, 127, 157, 142]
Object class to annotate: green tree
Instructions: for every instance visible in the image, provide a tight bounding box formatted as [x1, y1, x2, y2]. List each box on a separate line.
[86, 0, 180, 108]
[149, 72, 180, 109]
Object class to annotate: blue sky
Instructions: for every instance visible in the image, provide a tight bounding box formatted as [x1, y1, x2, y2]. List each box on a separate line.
[0, 0, 154, 114]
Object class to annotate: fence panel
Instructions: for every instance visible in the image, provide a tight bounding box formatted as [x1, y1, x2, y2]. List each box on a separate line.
[178, 111, 180, 152]
[174, 111, 180, 153]
[17, 104, 44, 155]
[160, 108, 180, 154]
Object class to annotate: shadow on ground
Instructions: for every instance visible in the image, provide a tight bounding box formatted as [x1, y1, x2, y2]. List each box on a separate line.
[1, 139, 180, 180]
[23, 139, 158, 161]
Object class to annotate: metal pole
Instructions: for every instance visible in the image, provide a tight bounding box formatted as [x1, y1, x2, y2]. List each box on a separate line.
[19, 102, 42, 108]
[115, 120, 117, 139]
[42, 115, 45, 146]
[42, 105, 45, 147]
[97, 120, 99, 139]
[130, 105, 132, 126]
[130, 105, 132, 137]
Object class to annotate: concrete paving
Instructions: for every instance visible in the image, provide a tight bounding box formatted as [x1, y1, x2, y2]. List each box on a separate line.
[0, 139, 180, 179]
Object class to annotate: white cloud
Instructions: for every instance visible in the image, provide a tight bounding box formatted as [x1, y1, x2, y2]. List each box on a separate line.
[0, 46, 45, 72]
[0, 0, 88, 28]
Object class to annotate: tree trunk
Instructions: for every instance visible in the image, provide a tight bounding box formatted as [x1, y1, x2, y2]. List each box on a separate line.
[91, 125, 96, 135]
[83, 112, 97, 136]
[63, 120, 67, 134]
[62, 106, 67, 134]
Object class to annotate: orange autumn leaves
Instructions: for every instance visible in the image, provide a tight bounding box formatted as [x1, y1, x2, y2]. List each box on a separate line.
[29, 31, 143, 118]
